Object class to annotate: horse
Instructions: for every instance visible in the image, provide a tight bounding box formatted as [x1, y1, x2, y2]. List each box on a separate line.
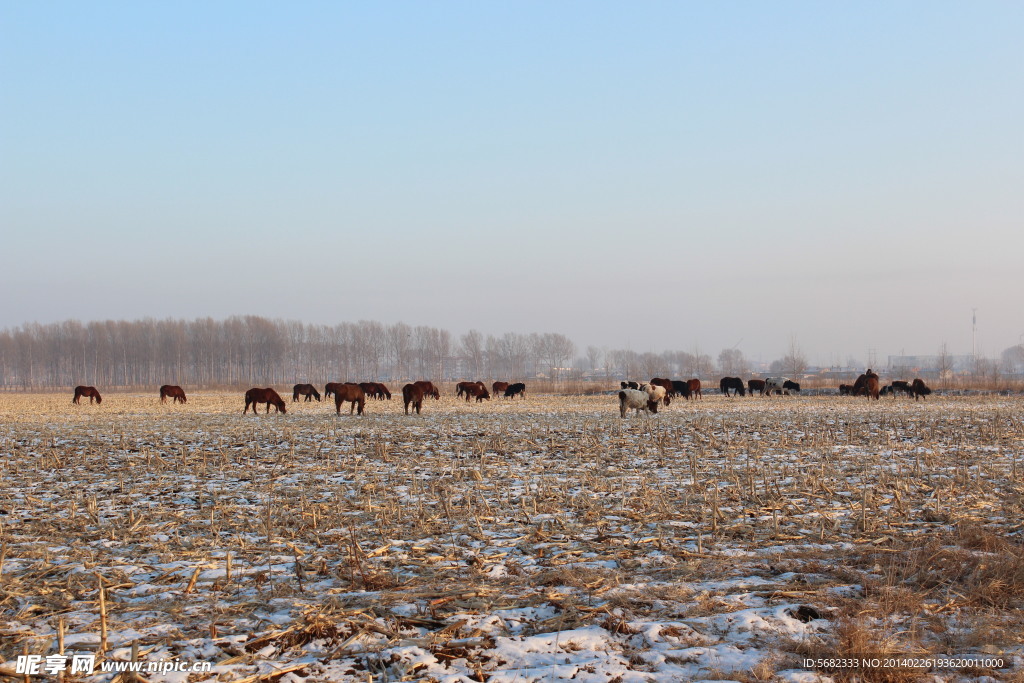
[372, 382, 392, 400]
[414, 381, 440, 400]
[73, 386, 102, 405]
[747, 379, 766, 396]
[333, 384, 366, 415]
[324, 382, 351, 399]
[860, 370, 880, 400]
[292, 383, 321, 402]
[719, 377, 745, 397]
[403, 383, 425, 414]
[686, 379, 702, 400]
[671, 380, 691, 399]
[503, 382, 526, 399]
[359, 382, 382, 400]
[492, 381, 509, 397]
[467, 384, 490, 402]
[244, 388, 287, 414]
[159, 385, 187, 404]
[649, 378, 674, 404]
[455, 381, 478, 398]
[912, 378, 932, 401]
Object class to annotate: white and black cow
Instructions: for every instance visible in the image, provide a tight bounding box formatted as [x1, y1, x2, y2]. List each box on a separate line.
[764, 377, 801, 396]
[618, 388, 659, 417]
[620, 381, 649, 391]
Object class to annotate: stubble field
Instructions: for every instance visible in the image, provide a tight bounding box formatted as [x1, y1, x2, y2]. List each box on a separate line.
[1, 390, 1023, 682]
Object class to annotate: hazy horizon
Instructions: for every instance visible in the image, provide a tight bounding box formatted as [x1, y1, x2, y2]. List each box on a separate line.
[3, 2, 1022, 366]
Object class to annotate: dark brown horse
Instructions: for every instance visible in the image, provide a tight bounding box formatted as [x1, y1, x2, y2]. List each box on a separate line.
[503, 382, 526, 399]
[159, 385, 187, 404]
[719, 377, 745, 397]
[912, 378, 932, 401]
[492, 381, 509, 397]
[333, 384, 366, 415]
[292, 383, 321, 402]
[747, 379, 766, 396]
[73, 386, 102, 404]
[359, 382, 381, 400]
[403, 383, 425, 414]
[372, 382, 392, 400]
[244, 388, 287, 414]
[414, 380, 440, 400]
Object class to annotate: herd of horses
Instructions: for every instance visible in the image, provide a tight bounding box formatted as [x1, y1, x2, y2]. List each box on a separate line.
[69, 380, 526, 416]
[70, 372, 933, 417]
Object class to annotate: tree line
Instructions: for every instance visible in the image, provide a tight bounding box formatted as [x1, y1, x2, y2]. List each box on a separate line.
[0, 317, 578, 389]
[0, 316, 801, 390]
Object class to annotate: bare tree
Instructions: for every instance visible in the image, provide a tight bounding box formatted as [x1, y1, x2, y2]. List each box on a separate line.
[717, 348, 747, 376]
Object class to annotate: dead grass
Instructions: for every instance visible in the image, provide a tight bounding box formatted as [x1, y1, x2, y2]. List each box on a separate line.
[1, 392, 1022, 680]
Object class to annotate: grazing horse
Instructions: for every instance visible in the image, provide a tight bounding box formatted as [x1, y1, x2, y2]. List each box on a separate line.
[671, 380, 691, 399]
[888, 380, 914, 398]
[359, 382, 382, 400]
[333, 384, 366, 415]
[619, 388, 658, 417]
[324, 382, 357, 399]
[765, 377, 801, 396]
[403, 383, 425, 414]
[414, 381, 441, 400]
[838, 384, 853, 396]
[292, 383, 321, 402]
[747, 379, 766, 396]
[456, 381, 484, 398]
[159, 385, 187, 404]
[719, 377, 745, 397]
[686, 379, 702, 400]
[244, 388, 287, 414]
[503, 382, 526, 399]
[912, 378, 932, 401]
[467, 384, 490, 402]
[864, 376, 880, 400]
[372, 382, 392, 400]
[73, 386, 102, 405]
[649, 378, 674, 404]
[492, 381, 509, 397]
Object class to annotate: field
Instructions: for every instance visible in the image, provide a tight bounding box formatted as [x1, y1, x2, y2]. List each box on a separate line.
[1, 391, 1023, 682]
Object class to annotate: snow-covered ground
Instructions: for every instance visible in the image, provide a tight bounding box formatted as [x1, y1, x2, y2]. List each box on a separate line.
[1, 392, 1021, 681]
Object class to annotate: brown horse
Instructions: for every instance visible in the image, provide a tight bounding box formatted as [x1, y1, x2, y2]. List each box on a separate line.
[333, 384, 366, 415]
[372, 382, 392, 400]
[73, 386, 102, 404]
[414, 380, 440, 400]
[160, 385, 187, 404]
[292, 383, 321, 402]
[244, 388, 287, 414]
[492, 381, 509, 397]
[862, 370, 880, 400]
[467, 384, 490, 402]
[747, 379, 766, 396]
[324, 382, 350, 399]
[359, 382, 381, 400]
[403, 383, 425, 414]
[686, 379, 703, 400]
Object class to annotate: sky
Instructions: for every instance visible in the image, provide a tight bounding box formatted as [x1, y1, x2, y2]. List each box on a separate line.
[2, 2, 1022, 367]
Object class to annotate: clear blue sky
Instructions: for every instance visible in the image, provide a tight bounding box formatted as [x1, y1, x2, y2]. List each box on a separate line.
[2, 2, 1022, 366]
